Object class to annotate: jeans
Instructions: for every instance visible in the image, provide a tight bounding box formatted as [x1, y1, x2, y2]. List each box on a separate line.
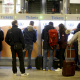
[59, 48, 65, 69]
[43, 49, 54, 70]
[23, 44, 33, 67]
[11, 46, 25, 73]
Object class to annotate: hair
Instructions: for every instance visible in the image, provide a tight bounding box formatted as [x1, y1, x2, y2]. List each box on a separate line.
[49, 22, 53, 26]
[12, 20, 17, 26]
[59, 23, 66, 33]
[30, 21, 34, 26]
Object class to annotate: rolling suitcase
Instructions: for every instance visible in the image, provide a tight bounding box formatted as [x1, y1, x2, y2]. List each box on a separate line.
[62, 46, 75, 76]
[35, 55, 43, 70]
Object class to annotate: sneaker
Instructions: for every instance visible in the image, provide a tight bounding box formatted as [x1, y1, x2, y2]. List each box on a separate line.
[48, 69, 52, 71]
[13, 73, 17, 76]
[55, 68, 61, 71]
[21, 73, 29, 76]
[43, 69, 45, 71]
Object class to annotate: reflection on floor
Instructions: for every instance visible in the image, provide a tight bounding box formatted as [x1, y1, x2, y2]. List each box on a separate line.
[0, 67, 80, 80]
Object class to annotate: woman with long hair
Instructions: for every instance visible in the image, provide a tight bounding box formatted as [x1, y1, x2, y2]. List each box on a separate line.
[55, 23, 71, 71]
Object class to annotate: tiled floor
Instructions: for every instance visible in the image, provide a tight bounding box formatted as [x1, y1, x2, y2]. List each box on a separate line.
[0, 67, 80, 80]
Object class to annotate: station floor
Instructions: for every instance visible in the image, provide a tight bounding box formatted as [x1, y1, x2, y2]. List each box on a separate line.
[0, 67, 80, 80]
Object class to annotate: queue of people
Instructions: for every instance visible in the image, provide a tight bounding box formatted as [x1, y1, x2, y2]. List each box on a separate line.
[0, 20, 80, 76]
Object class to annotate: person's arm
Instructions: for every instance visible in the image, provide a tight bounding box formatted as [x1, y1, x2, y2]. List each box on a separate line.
[33, 30, 37, 43]
[1, 30, 4, 41]
[5, 30, 10, 45]
[42, 29, 44, 40]
[68, 32, 78, 45]
[19, 30, 25, 49]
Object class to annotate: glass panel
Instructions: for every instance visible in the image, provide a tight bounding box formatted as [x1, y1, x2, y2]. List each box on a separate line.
[0, 0, 20, 14]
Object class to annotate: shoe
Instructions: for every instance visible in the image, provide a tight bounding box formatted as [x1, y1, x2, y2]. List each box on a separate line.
[21, 73, 29, 76]
[43, 69, 45, 71]
[13, 73, 17, 76]
[75, 66, 80, 71]
[27, 66, 32, 69]
[48, 69, 52, 71]
[55, 68, 61, 71]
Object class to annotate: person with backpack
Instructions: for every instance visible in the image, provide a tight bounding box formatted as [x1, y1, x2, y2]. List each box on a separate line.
[23, 21, 37, 69]
[42, 22, 58, 71]
[0, 28, 4, 52]
[5, 20, 29, 76]
[55, 24, 71, 71]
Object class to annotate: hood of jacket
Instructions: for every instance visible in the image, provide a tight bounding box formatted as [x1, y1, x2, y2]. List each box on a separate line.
[44, 25, 55, 31]
[65, 29, 71, 34]
[27, 25, 34, 31]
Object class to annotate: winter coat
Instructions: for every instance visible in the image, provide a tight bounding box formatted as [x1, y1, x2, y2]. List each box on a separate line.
[0, 29, 4, 51]
[23, 25, 37, 45]
[5, 25, 25, 49]
[73, 24, 80, 45]
[68, 31, 80, 62]
[42, 25, 55, 49]
[59, 29, 71, 49]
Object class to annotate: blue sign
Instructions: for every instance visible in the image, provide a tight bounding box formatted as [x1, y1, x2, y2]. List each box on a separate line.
[77, 17, 80, 20]
[51, 16, 64, 20]
[26, 16, 38, 19]
[0, 16, 13, 19]
[18, 22, 24, 26]
[68, 23, 74, 27]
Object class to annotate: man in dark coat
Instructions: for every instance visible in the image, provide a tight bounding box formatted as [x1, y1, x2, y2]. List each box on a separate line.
[42, 22, 55, 71]
[5, 20, 29, 76]
[0, 29, 4, 52]
[23, 21, 37, 69]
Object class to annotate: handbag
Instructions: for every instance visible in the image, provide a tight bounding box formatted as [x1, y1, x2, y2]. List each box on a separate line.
[14, 42, 22, 50]
[10, 29, 22, 50]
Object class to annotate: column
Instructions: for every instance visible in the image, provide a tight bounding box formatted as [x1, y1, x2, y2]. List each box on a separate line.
[14, 0, 16, 14]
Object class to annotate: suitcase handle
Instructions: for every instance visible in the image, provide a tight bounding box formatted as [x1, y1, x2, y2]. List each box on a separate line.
[66, 44, 72, 59]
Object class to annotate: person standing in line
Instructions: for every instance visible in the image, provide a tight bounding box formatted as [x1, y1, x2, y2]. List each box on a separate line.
[42, 22, 56, 71]
[5, 20, 29, 76]
[73, 23, 80, 70]
[55, 24, 70, 71]
[0, 28, 4, 58]
[23, 21, 37, 69]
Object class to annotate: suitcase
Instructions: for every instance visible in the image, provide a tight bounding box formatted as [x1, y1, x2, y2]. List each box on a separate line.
[35, 55, 43, 70]
[53, 57, 60, 69]
[62, 46, 75, 76]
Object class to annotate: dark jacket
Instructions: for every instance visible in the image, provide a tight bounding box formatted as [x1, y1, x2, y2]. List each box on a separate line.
[73, 24, 80, 45]
[5, 25, 25, 49]
[42, 25, 55, 49]
[59, 30, 70, 49]
[0, 29, 4, 51]
[23, 26, 37, 45]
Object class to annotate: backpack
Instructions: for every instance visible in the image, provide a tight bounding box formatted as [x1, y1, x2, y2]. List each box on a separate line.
[47, 29, 58, 49]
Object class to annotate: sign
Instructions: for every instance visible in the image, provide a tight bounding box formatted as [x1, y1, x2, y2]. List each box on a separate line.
[0, 15, 13, 19]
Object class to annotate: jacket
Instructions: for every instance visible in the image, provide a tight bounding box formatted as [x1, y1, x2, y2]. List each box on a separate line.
[23, 25, 37, 45]
[42, 25, 55, 49]
[68, 31, 80, 62]
[59, 29, 71, 49]
[0, 29, 4, 51]
[5, 25, 25, 49]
